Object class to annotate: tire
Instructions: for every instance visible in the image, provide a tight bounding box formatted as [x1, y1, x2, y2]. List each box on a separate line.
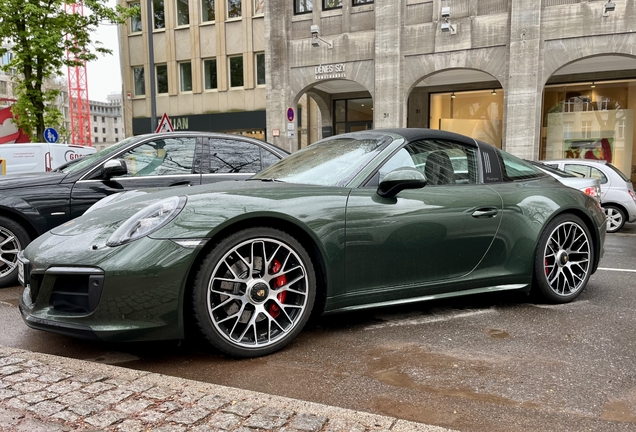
[533, 214, 593, 304]
[0, 216, 30, 288]
[192, 227, 316, 358]
[604, 205, 626, 233]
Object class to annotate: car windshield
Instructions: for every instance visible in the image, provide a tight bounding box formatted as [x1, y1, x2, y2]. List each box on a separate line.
[56, 137, 138, 174]
[252, 134, 393, 186]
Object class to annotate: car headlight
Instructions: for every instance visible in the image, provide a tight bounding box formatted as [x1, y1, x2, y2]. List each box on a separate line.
[106, 196, 187, 247]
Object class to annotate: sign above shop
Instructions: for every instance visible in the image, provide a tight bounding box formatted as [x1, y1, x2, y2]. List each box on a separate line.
[315, 63, 346, 80]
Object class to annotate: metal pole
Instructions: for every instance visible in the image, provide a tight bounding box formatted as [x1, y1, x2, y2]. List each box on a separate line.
[146, 0, 157, 133]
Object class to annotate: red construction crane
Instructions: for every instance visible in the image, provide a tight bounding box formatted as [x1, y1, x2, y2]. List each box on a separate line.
[65, 1, 92, 146]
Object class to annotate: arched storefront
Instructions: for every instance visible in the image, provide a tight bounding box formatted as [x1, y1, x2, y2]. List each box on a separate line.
[541, 54, 636, 182]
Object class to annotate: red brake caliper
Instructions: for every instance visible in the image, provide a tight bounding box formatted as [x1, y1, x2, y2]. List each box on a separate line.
[269, 259, 287, 318]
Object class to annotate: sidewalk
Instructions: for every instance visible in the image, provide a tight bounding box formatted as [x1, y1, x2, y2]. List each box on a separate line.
[0, 346, 453, 432]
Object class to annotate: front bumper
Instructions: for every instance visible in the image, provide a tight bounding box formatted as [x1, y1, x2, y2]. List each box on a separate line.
[19, 234, 200, 343]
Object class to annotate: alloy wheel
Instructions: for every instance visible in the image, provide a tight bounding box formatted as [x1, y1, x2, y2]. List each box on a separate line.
[0, 227, 21, 278]
[542, 221, 590, 296]
[604, 207, 624, 233]
[207, 237, 309, 349]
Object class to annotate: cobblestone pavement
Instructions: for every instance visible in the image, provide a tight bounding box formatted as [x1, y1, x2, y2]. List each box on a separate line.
[0, 346, 452, 432]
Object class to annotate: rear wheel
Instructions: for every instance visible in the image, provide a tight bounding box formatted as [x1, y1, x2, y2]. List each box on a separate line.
[0, 217, 30, 288]
[533, 214, 593, 303]
[604, 205, 626, 233]
[192, 227, 316, 358]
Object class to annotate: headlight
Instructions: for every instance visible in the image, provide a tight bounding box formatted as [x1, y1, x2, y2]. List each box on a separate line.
[106, 196, 187, 247]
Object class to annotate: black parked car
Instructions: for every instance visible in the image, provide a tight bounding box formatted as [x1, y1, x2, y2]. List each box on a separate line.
[0, 132, 288, 287]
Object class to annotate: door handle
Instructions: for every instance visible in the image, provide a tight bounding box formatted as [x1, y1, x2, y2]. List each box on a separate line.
[472, 208, 498, 218]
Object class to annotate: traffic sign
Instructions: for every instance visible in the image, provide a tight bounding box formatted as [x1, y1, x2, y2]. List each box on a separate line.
[155, 113, 174, 133]
[44, 128, 59, 143]
[287, 108, 294, 122]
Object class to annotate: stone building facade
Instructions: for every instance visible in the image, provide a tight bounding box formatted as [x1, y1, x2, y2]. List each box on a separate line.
[89, 94, 125, 151]
[266, 0, 636, 181]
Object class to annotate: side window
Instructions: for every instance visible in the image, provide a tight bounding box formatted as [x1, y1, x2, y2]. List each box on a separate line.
[261, 148, 282, 170]
[565, 164, 608, 184]
[376, 139, 478, 186]
[498, 150, 544, 181]
[208, 139, 261, 173]
[119, 138, 196, 177]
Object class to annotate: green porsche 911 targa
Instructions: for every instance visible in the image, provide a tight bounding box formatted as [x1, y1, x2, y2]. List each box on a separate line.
[19, 129, 606, 357]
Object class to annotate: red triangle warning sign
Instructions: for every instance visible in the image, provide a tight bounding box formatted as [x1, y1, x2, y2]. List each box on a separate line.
[155, 113, 174, 133]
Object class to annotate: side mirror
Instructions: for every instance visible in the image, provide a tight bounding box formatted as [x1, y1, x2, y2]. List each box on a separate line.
[103, 159, 127, 178]
[377, 167, 427, 198]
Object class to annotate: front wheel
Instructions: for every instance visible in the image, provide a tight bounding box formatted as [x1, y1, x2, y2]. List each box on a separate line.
[533, 214, 593, 303]
[604, 205, 626, 233]
[0, 217, 30, 288]
[192, 227, 316, 357]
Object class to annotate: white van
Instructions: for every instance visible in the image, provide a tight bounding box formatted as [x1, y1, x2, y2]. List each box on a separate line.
[0, 143, 97, 175]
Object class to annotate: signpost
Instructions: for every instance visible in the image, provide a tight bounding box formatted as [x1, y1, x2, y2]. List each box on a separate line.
[44, 128, 59, 144]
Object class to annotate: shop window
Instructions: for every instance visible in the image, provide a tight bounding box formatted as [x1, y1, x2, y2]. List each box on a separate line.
[153, 0, 165, 29]
[294, 0, 312, 14]
[228, 0, 241, 18]
[323, 0, 342, 9]
[254, 0, 264, 14]
[133, 66, 145, 96]
[129, 2, 142, 33]
[229, 56, 244, 88]
[255, 53, 265, 86]
[429, 89, 504, 149]
[202, 0, 215, 21]
[204, 58, 218, 90]
[176, 0, 189, 25]
[156, 64, 168, 94]
[180, 62, 193, 92]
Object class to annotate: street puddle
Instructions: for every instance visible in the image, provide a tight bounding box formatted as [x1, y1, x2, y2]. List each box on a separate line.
[84, 352, 140, 364]
[488, 328, 509, 339]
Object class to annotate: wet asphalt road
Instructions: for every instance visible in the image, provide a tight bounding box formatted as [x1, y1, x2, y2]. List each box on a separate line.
[1, 224, 635, 432]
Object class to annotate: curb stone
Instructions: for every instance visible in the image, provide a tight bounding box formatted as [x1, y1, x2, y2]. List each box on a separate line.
[0, 345, 454, 432]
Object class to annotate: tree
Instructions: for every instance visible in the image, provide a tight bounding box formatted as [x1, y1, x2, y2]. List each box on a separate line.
[0, 0, 132, 142]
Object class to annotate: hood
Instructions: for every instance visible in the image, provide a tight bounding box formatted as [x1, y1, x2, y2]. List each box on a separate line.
[0, 171, 67, 189]
[50, 179, 347, 239]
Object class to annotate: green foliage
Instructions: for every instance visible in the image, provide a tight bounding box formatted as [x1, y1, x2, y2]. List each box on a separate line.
[0, 0, 133, 141]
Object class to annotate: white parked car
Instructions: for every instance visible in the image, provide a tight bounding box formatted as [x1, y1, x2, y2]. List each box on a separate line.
[542, 159, 636, 233]
[529, 160, 601, 202]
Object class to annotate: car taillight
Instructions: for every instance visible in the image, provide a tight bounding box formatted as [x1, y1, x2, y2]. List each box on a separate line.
[629, 189, 636, 203]
[581, 186, 601, 202]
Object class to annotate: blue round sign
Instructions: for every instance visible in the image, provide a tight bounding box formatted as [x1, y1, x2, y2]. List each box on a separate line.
[287, 108, 294, 122]
[44, 127, 59, 143]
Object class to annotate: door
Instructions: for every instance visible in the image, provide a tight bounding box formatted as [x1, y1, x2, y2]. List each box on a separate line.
[562, 163, 610, 200]
[70, 136, 201, 218]
[344, 139, 502, 293]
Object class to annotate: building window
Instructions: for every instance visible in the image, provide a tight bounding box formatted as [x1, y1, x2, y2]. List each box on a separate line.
[0, 81, 6, 95]
[227, 0, 241, 18]
[201, 0, 215, 21]
[179, 62, 193, 92]
[323, 0, 341, 10]
[115, 128, 119, 134]
[153, 0, 165, 29]
[93, 115, 97, 122]
[229, 56, 244, 88]
[95, 137, 98, 143]
[156, 64, 169, 93]
[102, 128, 106, 133]
[203, 58, 218, 90]
[176, 0, 189, 26]
[255, 53, 265, 86]
[294, 0, 312, 14]
[353, 0, 372, 4]
[93, 127, 97, 133]
[103, 137, 107, 142]
[254, 0, 264, 15]
[114, 117, 118, 123]
[102, 117, 105, 122]
[133, 66, 145, 96]
[130, 2, 142, 32]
